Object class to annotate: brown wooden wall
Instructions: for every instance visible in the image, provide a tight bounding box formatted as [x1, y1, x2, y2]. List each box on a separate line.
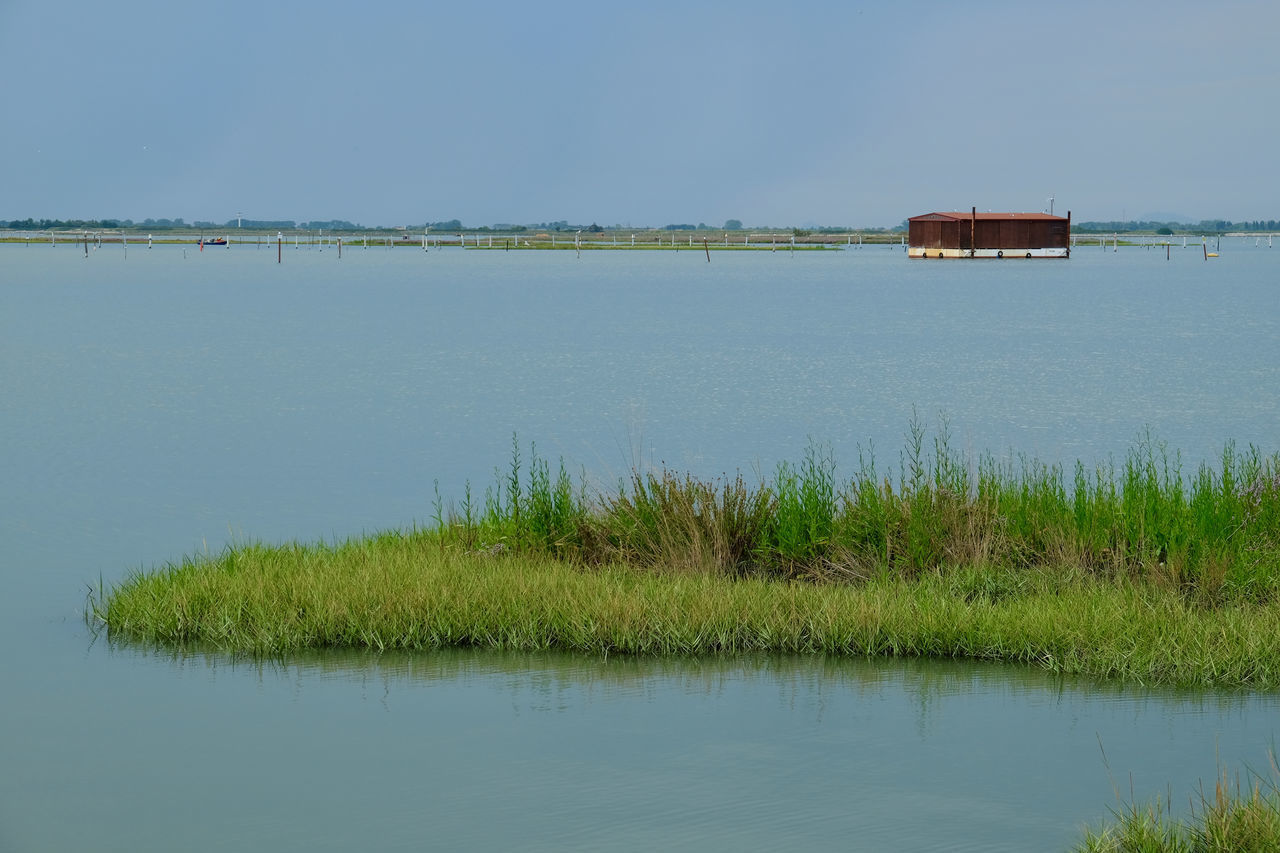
[911, 220, 943, 247]
[909, 220, 962, 248]
[974, 220, 1068, 249]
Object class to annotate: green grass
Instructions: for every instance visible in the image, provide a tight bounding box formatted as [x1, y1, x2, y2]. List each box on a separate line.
[90, 536, 1280, 685]
[1076, 761, 1280, 852]
[90, 423, 1280, 684]
[435, 422, 1280, 603]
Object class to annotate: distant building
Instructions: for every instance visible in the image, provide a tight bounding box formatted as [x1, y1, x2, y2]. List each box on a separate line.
[908, 209, 1070, 258]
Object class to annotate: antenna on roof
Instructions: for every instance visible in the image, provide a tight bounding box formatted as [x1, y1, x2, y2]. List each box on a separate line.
[1047, 196, 1055, 216]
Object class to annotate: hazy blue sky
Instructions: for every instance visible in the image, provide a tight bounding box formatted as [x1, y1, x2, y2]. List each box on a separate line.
[3, 0, 1277, 227]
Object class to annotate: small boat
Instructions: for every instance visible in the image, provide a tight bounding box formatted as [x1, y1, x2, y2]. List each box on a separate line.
[200, 237, 228, 246]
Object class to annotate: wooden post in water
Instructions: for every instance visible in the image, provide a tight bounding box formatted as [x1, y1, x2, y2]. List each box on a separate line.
[278, 233, 282, 264]
[338, 237, 342, 259]
[703, 238, 710, 262]
[84, 231, 88, 257]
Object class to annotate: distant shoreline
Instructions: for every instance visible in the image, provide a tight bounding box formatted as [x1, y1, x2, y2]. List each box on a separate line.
[0, 231, 887, 248]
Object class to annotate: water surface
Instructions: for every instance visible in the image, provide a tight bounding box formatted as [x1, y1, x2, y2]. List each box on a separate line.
[2, 242, 1278, 851]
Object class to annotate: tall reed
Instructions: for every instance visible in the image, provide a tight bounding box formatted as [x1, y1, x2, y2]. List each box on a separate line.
[1076, 759, 1280, 852]
[445, 427, 1280, 605]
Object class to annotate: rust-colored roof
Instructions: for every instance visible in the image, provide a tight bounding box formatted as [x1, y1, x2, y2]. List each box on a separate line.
[910, 211, 1067, 222]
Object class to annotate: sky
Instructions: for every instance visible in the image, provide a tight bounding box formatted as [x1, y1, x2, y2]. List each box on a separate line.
[3, 0, 1278, 228]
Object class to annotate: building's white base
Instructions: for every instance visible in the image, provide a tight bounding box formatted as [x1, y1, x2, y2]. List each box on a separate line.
[908, 247, 1069, 259]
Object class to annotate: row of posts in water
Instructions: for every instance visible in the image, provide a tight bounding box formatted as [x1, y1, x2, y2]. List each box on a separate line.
[19, 230, 866, 262]
[17, 231, 1276, 260]
[22, 231, 868, 249]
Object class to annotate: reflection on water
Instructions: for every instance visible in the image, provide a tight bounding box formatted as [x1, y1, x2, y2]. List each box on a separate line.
[81, 643, 1278, 852]
[128, 643, 1270, 722]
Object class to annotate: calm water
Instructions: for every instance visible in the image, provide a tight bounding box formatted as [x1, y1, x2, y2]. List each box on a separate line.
[2, 241, 1278, 851]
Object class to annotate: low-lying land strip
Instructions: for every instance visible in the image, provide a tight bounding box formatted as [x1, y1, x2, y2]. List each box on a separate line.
[95, 536, 1280, 688]
[93, 429, 1280, 688]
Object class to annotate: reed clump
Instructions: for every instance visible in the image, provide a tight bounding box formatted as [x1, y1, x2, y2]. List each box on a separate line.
[436, 424, 1280, 606]
[1076, 762, 1280, 852]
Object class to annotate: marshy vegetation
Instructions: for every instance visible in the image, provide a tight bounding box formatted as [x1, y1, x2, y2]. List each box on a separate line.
[92, 422, 1280, 685]
[433, 422, 1280, 602]
[1075, 760, 1280, 852]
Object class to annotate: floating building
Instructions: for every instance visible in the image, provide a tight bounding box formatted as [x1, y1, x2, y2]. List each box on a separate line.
[908, 208, 1070, 258]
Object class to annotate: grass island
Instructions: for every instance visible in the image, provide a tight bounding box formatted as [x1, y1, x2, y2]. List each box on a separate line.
[92, 426, 1280, 688]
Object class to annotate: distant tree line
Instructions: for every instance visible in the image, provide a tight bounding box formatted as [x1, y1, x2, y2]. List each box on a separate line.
[3, 216, 971, 234]
[3, 217, 237, 230]
[1075, 219, 1280, 234]
[235, 220, 299, 230]
[298, 220, 360, 231]
[5, 217, 152, 230]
